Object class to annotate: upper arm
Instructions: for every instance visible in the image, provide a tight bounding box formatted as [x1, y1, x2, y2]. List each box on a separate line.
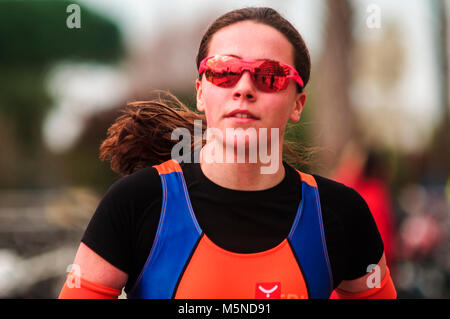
[72, 242, 128, 290]
[336, 252, 386, 293]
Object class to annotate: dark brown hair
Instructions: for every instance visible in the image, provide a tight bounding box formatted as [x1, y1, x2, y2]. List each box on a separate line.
[196, 7, 311, 91]
[100, 7, 313, 177]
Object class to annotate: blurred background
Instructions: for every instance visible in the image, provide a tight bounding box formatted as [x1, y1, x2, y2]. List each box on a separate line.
[0, 0, 449, 299]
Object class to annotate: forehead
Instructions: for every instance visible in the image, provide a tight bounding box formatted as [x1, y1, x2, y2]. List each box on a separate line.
[207, 20, 295, 66]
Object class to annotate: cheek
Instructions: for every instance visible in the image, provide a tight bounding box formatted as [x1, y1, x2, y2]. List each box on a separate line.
[264, 96, 295, 124]
[202, 91, 223, 126]
[202, 84, 229, 118]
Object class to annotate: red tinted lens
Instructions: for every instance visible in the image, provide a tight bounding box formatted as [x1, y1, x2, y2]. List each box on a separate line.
[252, 74, 289, 92]
[204, 69, 241, 87]
[252, 61, 289, 92]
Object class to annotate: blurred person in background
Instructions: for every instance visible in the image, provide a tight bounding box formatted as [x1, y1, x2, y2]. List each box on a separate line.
[333, 140, 396, 268]
[59, 7, 396, 299]
[328, 140, 396, 299]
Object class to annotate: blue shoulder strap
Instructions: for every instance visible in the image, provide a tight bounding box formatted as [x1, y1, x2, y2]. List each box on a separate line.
[287, 171, 333, 298]
[128, 159, 202, 299]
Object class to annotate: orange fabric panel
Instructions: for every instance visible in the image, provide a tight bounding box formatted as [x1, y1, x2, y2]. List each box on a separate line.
[58, 276, 121, 299]
[175, 235, 308, 299]
[296, 170, 317, 187]
[154, 159, 182, 175]
[335, 267, 397, 299]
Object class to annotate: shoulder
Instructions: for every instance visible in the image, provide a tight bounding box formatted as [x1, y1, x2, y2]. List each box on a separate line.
[313, 174, 367, 207]
[102, 167, 162, 207]
[313, 174, 362, 199]
[312, 174, 371, 214]
[108, 166, 161, 194]
[312, 173, 375, 233]
[90, 166, 163, 227]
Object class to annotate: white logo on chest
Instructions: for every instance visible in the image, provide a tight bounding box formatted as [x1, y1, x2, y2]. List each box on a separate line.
[258, 284, 279, 298]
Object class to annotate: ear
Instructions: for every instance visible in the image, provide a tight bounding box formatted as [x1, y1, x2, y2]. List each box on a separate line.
[196, 78, 205, 113]
[289, 92, 306, 122]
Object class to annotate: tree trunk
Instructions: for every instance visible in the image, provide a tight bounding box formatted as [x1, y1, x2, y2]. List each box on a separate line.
[429, 0, 449, 177]
[312, 0, 355, 176]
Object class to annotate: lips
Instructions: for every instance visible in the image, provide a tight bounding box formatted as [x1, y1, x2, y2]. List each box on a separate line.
[225, 109, 259, 120]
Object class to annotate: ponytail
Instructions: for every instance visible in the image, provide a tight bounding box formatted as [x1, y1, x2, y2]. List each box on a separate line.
[99, 91, 205, 176]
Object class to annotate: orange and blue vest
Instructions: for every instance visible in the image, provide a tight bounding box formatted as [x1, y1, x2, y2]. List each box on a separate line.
[128, 159, 333, 299]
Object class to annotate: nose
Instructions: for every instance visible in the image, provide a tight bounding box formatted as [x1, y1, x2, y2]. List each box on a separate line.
[232, 71, 257, 101]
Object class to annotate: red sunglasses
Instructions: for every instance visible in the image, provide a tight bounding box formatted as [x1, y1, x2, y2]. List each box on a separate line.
[198, 55, 304, 93]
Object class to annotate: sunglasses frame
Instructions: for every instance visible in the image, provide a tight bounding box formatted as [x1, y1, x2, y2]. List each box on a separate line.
[198, 55, 304, 92]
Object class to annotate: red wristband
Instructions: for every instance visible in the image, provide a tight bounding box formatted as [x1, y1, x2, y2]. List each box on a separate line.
[58, 275, 121, 299]
[335, 266, 397, 299]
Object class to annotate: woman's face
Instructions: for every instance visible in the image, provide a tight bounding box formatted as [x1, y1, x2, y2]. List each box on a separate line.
[196, 20, 306, 150]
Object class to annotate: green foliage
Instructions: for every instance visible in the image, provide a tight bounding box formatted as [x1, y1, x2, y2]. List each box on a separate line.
[0, 67, 51, 152]
[0, 0, 124, 188]
[0, 0, 123, 66]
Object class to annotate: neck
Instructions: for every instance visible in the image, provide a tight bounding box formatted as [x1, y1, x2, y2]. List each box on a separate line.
[199, 141, 285, 191]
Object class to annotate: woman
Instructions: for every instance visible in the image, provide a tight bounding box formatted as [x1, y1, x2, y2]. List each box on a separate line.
[59, 7, 396, 299]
